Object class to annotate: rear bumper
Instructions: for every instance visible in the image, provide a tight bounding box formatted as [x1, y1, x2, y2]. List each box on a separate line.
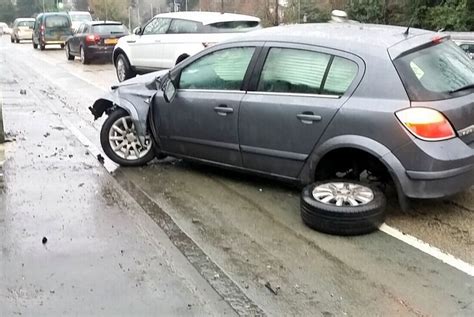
[391, 138, 474, 199]
[85, 45, 114, 59]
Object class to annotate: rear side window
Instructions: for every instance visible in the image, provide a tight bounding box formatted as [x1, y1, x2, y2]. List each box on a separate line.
[92, 24, 128, 34]
[206, 21, 260, 33]
[394, 41, 474, 101]
[257, 48, 357, 96]
[180, 47, 255, 90]
[168, 19, 202, 34]
[45, 15, 70, 28]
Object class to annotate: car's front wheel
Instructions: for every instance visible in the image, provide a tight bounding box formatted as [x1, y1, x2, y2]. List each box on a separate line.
[301, 180, 386, 235]
[115, 53, 135, 82]
[100, 108, 155, 166]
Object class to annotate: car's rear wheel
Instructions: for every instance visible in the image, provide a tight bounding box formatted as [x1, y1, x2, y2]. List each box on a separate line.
[16, 38, 20, 43]
[100, 108, 155, 166]
[10, 37, 14, 43]
[115, 53, 135, 82]
[301, 180, 386, 235]
[65, 44, 74, 61]
[40, 41, 45, 50]
[33, 40, 38, 49]
[80, 46, 89, 64]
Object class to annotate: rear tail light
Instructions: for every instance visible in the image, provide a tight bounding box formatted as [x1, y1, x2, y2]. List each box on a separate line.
[40, 24, 45, 34]
[86, 34, 101, 44]
[396, 107, 456, 141]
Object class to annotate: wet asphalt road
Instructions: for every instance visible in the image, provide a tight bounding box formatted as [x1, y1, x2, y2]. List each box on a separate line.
[0, 37, 473, 316]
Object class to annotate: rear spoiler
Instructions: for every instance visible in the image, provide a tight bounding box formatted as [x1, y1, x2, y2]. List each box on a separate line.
[388, 33, 450, 60]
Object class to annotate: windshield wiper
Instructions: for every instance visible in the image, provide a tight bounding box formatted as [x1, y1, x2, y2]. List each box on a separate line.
[450, 84, 474, 94]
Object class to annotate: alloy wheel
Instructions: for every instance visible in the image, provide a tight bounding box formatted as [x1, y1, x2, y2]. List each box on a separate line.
[108, 115, 152, 160]
[312, 182, 374, 207]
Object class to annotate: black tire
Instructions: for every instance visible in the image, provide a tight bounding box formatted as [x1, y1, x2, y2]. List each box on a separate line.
[33, 41, 38, 49]
[301, 180, 386, 235]
[65, 44, 74, 61]
[16, 38, 20, 43]
[60, 44, 65, 49]
[100, 108, 155, 166]
[115, 53, 135, 82]
[80, 46, 89, 64]
[10, 37, 14, 43]
[40, 42, 45, 50]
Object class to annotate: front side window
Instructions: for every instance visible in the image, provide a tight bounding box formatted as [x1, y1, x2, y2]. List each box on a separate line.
[180, 47, 255, 90]
[143, 18, 170, 35]
[258, 48, 331, 95]
[394, 41, 474, 101]
[168, 19, 201, 34]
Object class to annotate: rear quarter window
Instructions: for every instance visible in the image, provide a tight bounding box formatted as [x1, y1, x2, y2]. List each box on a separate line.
[394, 41, 474, 101]
[92, 24, 128, 34]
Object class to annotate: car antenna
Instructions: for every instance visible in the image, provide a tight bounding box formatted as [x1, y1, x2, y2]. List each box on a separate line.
[404, 0, 420, 36]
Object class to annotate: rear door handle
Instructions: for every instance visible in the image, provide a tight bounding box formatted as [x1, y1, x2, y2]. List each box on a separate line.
[297, 113, 322, 124]
[214, 105, 234, 116]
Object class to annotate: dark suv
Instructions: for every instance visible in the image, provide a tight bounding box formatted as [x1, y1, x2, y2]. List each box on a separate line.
[91, 23, 474, 235]
[33, 12, 73, 50]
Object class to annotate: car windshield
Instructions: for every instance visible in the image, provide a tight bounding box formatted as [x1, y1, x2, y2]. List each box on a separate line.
[206, 20, 260, 33]
[45, 15, 70, 28]
[18, 21, 34, 28]
[92, 24, 128, 34]
[394, 40, 474, 101]
[70, 14, 92, 22]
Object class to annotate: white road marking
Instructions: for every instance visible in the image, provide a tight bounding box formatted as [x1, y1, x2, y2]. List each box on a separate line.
[61, 118, 118, 174]
[380, 224, 474, 277]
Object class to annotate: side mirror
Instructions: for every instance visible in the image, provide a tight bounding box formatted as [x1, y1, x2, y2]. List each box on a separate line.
[162, 77, 177, 103]
[133, 26, 142, 35]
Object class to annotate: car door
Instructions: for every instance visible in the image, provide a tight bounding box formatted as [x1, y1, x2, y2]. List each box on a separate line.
[156, 44, 259, 166]
[239, 43, 361, 178]
[130, 17, 170, 69]
[69, 23, 84, 54]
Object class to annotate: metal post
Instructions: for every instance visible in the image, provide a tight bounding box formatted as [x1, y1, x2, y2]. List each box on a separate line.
[221, 0, 224, 13]
[298, 0, 301, 23]
[128, 6, 131, 30]
[42, 0, 45, 12]
[275, 0, 279, 26]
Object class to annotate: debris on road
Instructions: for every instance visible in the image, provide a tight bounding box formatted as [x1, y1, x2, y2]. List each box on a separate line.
[42, 237, 48, 244]
[192, 218, 200, 224]
[265, 281, 280, 295]
[43, 132, 50, 138]
[97, 154, 105, 164]
[20, 89, 27, 95]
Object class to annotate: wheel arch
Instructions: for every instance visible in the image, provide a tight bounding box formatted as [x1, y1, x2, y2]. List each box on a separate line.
[300, 135, 408, 205]
[113, 47, 129, 65]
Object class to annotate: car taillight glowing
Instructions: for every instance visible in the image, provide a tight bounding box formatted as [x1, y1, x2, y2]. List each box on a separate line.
[396, 108, 456, 141]
[86, 34, 100, 44]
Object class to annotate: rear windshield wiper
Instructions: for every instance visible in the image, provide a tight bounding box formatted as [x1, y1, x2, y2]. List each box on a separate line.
[450, 84, 474, 94]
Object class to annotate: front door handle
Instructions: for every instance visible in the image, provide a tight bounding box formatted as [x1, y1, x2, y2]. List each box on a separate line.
[214, 105, 234, 116]
[297, 113, 322, 124]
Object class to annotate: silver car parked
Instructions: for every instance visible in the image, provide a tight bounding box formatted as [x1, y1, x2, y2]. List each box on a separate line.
[91, 23, 474, 235]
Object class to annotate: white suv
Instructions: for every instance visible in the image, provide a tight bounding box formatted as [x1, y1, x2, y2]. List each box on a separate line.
[113, 11, 261, 82]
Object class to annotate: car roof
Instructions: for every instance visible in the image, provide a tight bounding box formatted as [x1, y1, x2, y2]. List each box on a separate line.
[239, 23, 434, 51]
[154, 11, 260, 25]
[85, 21, 122, 26]
[443, 31, 474, 41]
[68, 11, 91, 15]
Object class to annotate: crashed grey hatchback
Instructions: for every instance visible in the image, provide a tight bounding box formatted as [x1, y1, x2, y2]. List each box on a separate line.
[91, 23, 474, 235]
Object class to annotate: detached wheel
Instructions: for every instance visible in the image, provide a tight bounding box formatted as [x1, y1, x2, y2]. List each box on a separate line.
[65, 44, 74, 61]
[301, 180, 386, 235]
[115, 53, 135, 82]
[100, 108, 155, 166]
